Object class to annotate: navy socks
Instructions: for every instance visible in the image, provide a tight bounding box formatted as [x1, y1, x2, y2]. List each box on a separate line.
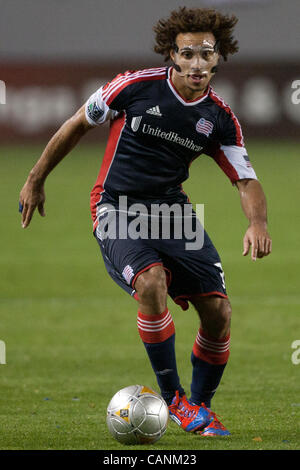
[137, 309, 184, 404]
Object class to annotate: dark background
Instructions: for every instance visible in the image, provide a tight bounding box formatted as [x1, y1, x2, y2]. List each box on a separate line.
[0, 0, 299, 143]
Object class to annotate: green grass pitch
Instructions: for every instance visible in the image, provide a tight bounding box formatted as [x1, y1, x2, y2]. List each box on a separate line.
[0, 139, 299, 450]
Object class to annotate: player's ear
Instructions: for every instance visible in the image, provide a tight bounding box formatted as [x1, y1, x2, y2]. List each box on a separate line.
[169, 43, 178, 63]
[169, 49, 175, 62]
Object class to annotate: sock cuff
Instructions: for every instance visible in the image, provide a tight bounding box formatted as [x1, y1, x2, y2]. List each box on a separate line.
[137, 308, 175, 343]
[137, 307, 168, 323]
[193, 328, 230, 365]
[199, 328, 230, 344]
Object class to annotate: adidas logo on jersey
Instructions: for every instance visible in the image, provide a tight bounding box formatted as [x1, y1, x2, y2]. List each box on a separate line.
[146, 105, 162, 117]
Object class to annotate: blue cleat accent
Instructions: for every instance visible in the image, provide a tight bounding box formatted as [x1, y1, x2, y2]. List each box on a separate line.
[199, 417, 231, 436]
[168, 391, 214, 433]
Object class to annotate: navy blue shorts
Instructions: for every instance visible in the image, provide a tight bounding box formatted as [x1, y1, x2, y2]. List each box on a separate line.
[93, 198, 227, 311]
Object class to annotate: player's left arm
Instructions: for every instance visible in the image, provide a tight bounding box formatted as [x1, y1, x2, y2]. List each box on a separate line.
[236, 178, 272, 261]
[208, 106, 272, 261]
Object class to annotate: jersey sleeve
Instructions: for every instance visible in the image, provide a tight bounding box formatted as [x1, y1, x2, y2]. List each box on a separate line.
[85, 87, 118, 126]
[206, 106, 258, 184]
[85, 71, 135, 126]
[207, 143, 258, 184]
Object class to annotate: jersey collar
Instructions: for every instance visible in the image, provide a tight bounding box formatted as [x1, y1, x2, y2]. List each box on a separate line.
[167, 67, 211, 106]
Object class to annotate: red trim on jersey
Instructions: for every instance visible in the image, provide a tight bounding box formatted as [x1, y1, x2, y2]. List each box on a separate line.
[102, 67, 166, 97]
[180, 185, 191, 203]
[90, 112, 126, 225]
[209, 146, 240, 184]
[103, 68, 167, 107]
[209, 88, 244, 146]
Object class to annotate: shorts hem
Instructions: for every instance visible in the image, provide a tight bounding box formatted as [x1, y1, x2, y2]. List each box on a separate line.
[188, 291, 228, 299]
[173, 291, 228, 311]
[131, 262, 163, 288]
[131, 263, 172, 289]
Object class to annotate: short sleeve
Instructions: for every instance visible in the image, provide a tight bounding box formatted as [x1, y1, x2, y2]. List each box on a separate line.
[208, 144, 258, 184]
[206, 94, 258, 184]
[85, 87, 119, 126]
[101, 71, 134, 111]
[217, 105, 244, 147]
[85, 71, 135, 126]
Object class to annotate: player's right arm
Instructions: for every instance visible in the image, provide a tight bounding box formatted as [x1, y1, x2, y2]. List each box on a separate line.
[20, 71, 135, 228]
[19, 104, 94, 228]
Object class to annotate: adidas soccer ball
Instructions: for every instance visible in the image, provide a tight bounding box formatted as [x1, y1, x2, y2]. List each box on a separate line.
[106, 385, 169, 445]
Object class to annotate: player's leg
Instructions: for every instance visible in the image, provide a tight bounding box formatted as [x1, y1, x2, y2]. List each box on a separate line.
[157, 224, 231, 409]
[135, 266, 219, 435]
[134, 264, 167, 315]
[134, 265, 185, 405]
[93, 206, 185, 404]
[190, 294, 231, 408]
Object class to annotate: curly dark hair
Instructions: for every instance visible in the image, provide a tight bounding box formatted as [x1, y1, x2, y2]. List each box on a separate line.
[153, 6, 239, 62]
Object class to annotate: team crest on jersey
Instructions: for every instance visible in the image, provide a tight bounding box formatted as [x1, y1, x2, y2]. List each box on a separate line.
[196, 117, 214, 137]
[131, 116, 142, 132]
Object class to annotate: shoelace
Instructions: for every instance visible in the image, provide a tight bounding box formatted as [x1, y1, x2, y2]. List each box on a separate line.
[170, 392, 225, 428]
[181, 406, 198, 419]
[199, 404, 226, 429]
[178, 399, 201, 419]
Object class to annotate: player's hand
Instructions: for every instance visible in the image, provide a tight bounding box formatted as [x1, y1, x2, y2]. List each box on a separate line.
[242, 223, 272, 261]
[19, 180, 46, 228]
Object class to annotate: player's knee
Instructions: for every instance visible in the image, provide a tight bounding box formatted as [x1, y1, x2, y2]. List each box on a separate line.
[135, 266, 167, 312]
[209, 299, 231, 338]
[217, 299, 232, 332]
[193, 296, 232, 338]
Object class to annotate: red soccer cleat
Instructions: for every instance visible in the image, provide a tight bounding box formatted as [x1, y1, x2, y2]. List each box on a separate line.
[168, 391, 214, 433]
[199, 412, 231, 436]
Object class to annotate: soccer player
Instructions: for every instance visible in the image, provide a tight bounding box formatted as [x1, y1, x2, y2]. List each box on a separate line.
[19, 7, 272, 436]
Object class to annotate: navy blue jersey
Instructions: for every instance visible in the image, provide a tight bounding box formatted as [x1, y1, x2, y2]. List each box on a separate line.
[85, 67, 257, 226]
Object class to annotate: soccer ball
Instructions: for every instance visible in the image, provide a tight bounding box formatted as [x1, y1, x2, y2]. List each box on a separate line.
[106, 384, 169, 445]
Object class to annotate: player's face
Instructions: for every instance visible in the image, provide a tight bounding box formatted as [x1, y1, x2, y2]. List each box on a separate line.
[170, 32, 219, 99]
